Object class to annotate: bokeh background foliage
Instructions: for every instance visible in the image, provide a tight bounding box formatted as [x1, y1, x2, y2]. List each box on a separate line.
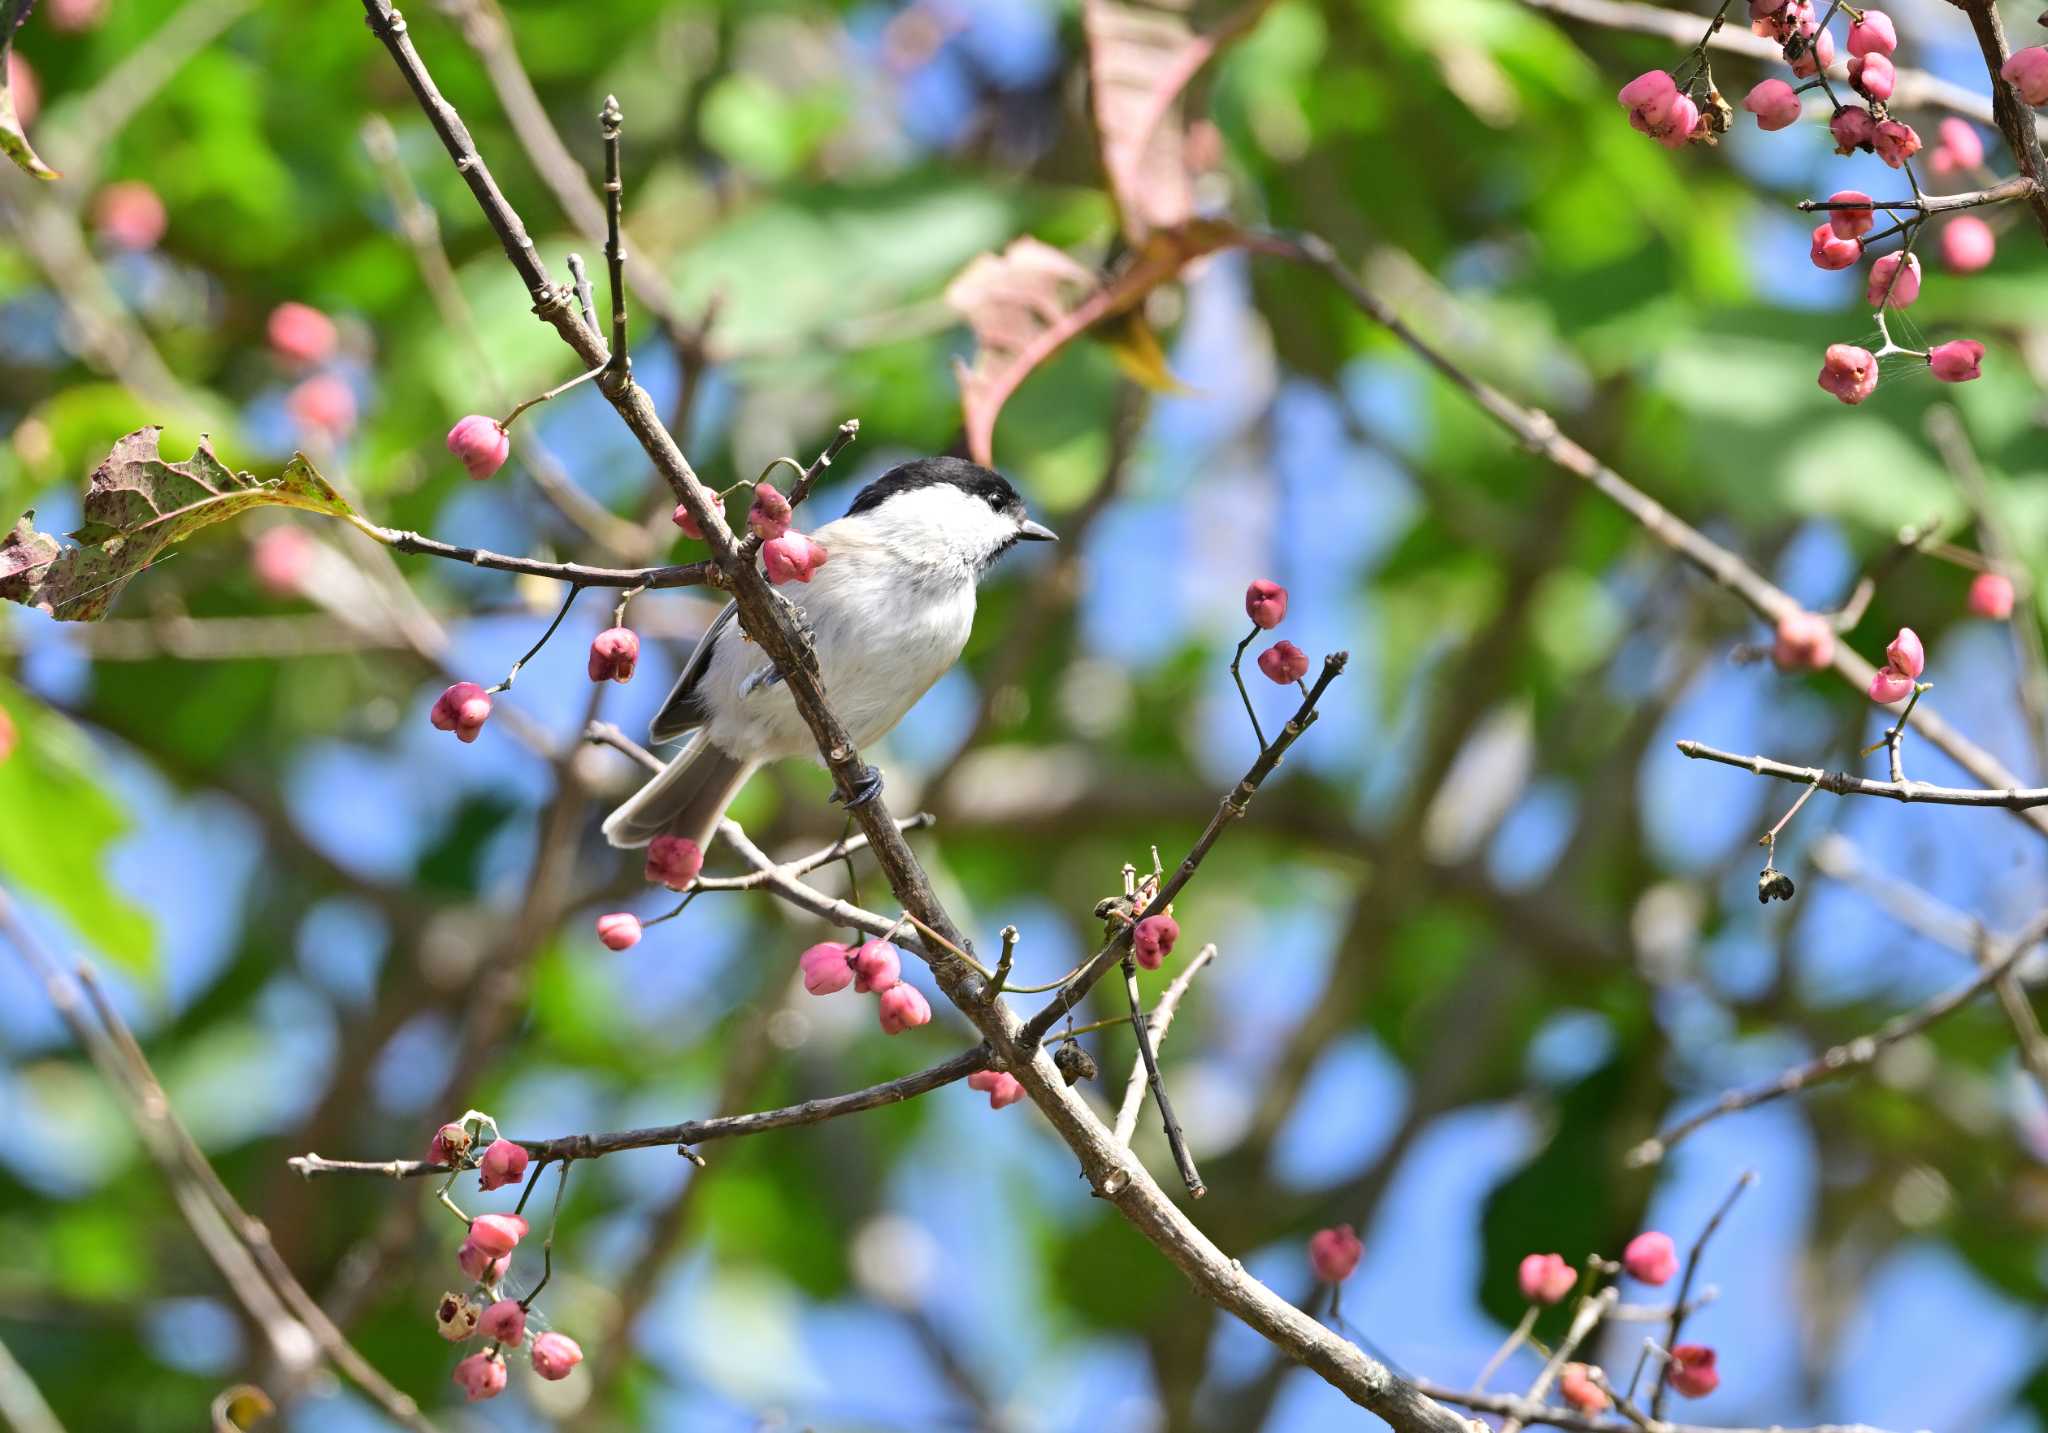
[3, 0, 2048, 1429]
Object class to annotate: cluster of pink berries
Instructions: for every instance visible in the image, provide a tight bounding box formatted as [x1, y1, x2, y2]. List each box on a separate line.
[670, 482, 832, 583]
[591, 836, 707, 951]
[424, 1125, 584, 1401]
[797, 937, 934, 1034]
[1624, 6, 1993, 403]
[428, 617, 643, 747]
[267, 302, 359, 438]
[1867, 625, 1922, 703]
[1246, 580, 1309, 685]
[1307, 1224, 1718, 1407]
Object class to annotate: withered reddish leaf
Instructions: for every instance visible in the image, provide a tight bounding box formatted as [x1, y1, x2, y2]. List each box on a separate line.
[946, 223, 1242, 466]
[2, 427, 356, 621]
[1082, 0, 1270, 241]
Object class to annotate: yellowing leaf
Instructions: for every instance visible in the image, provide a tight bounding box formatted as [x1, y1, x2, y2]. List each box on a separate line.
[1, 0, 57, 180]
[1099, 309, 1191, 394]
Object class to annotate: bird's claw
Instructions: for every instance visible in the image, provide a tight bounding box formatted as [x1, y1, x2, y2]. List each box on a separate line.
[830, 764, 885, 809]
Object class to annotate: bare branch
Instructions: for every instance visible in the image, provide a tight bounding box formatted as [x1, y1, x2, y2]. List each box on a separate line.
[1631, 910, 2048, 1165]
[1114, 943, 1218, 1146]
[290, 1046, 992, 1178]
[1674, 739, 2048, 808]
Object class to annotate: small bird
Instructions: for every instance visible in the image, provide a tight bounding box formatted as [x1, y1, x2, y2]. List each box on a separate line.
[603, 456, 1056, 850]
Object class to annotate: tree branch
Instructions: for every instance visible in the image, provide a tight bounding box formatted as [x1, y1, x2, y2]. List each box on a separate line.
[1631, 908, 2048, 1165]
[1674, 739, 2048, 808]
[1114, 943, 1218, 1146]
[289, 1046, 992, 1178]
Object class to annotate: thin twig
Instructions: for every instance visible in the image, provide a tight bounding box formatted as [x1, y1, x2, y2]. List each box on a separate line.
[1022, 655, 1348, 1045]
[1674, 739, 2048, 808]
[1123, 954, 1205, 1198]
[1500, 1284, 1616, 1433]
[347, 515, 715, 589]
[1652, 1171, 1755, 1419]
[289, 1046, 991, 1177]
[1631, 912, 2048, 1165]
[1113, 944, 1218, 1146]
[600, 95, 629, 378]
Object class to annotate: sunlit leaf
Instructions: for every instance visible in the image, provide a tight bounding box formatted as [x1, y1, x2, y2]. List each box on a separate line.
[1, 429, 357, 622]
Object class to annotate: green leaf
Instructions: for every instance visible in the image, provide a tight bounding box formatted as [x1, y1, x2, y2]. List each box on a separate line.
[0, 0, 57, 180]
[0, 428, 357, 621]
[0, 677, 155, 974]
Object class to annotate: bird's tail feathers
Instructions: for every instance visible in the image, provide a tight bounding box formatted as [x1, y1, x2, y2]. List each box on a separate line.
[602, 739, 756, 850]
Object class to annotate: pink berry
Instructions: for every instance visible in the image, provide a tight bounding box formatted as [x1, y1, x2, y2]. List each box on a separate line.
[1132, 913, 1179, 971]
[672, 502, 705, 539]
[877, 983, 932, 1035]
[1622, 1230, 1679, 1285]
[452, 1350, 507, 1401]
[91, 181, 168, 251]
[467, 1213, 528, 1259]
[1668, 1344, 1720, 1399]
[1873, 118, 1921, 167]
[1866, 253, 1920, 309]
[530, 1331, 584, 1380]
[477, 1138, 529, 1192]
[1560, 1364, 1609, 1414]
[747, 482, 793, 541]
[1849, 53, 1895, 103]
[288, 375, 356, 435]
[479, 1298, 526, 1344]
[1932, 117, 1986, 173]
[1245, 577, 1289, 629]
[852, 939, 902, 994]
[428, 1121, 472, 1166]
[430, 682, 493, 743]
[1817, 344, 1878, 405]
[1929, 338, 1984, 383]
[1772, 611, 1837, 670]
[0, 707, 13, 765]
[45, 0, 108, 32]
[1831, 105, 1877, 154]
[596, 912, 643, 951]
[1808, 223, 1861, 271]
[446, 414, 511, 480]
[1517, 1252, 1577, 1305]
[1885, 627, 1925, 679]
[1654, 93, 1701, 148]
[1847, 9, 1896, 55]
[1822, 191, 1874, 240]
[1869, 666, 1915, 703]
[1790, 26, 1835, 77]
[1742, 78, 1801, 130]
[587, 626, 640, 683]
[645, 835, 704, 890]
[456, 1239, 509, 1284]
[966, 1069, 1028, 1109]
[251, 525, 317, 597]
[2005, 45, 2048, 105]
[798, 941, 855, 996]
[6, 54, 34, 129]
[1308, 1224, 1363, 1283]
[267, 302, 337, 364]
[1257, 640, 1310, 684]
[1969, 572, 2016, 620]
[1940, 216, 1996, 273]
[1617, 69, 1678, 124]
[762, 532, 830, 584]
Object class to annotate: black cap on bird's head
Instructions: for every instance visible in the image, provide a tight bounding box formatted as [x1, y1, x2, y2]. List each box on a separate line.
[846, 456, 1057, 545]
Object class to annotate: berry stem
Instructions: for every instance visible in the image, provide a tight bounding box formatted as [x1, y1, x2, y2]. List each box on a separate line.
[1230, 624, 1270, 750]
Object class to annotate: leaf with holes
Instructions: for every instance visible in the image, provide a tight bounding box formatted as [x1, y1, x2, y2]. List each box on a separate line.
[1, 428, 357, 621]
[1, 0, 56, 179]
[1082, 0, 1270, 241]
[945, 222, 1241, 465]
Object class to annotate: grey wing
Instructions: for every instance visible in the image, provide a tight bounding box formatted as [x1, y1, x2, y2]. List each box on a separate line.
[650, 601, 739, 744]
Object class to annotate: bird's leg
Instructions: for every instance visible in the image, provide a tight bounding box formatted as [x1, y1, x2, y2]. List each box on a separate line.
[830, 764, 885, 808]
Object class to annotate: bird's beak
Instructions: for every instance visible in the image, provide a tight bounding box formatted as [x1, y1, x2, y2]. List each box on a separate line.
[1017, 519, 1058, 542]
